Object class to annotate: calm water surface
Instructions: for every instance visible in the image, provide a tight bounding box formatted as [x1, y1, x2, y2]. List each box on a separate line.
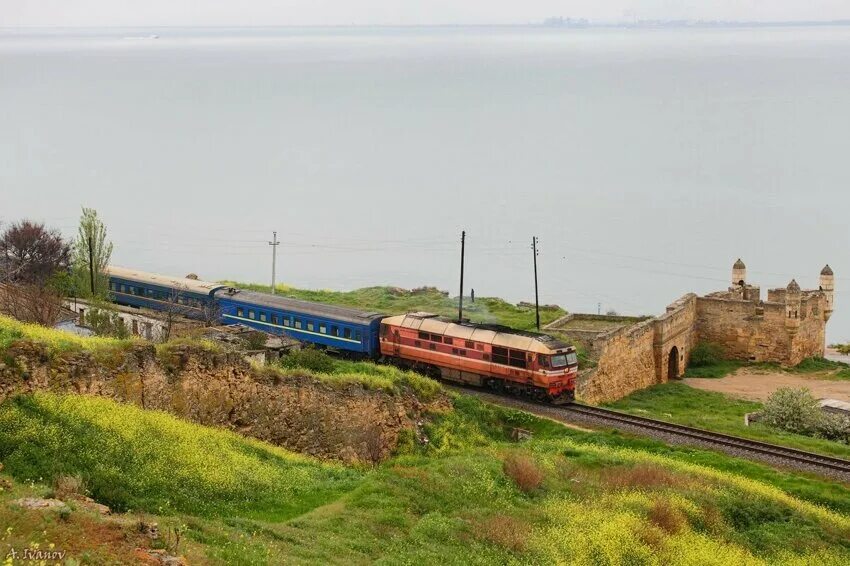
[1, 26, 848, 340]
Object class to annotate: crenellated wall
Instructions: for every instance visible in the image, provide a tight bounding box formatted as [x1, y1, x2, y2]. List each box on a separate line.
[572, 263, 831, 403]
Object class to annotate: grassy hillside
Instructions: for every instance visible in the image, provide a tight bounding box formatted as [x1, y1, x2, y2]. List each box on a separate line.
[0, 393, 359, 519]
[219, 281, 567, 331]
[2, 392, 850, 565]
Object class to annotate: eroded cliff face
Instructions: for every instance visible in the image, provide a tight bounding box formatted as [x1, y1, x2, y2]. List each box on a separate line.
[0, 342, 447, 463]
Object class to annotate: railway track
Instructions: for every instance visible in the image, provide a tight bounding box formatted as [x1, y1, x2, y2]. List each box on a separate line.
[445, 385, 850, 480]
[561, 403, 850, 475]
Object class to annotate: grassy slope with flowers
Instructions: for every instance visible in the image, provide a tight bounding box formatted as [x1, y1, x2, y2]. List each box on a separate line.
[2, 316, 850, 563]
[2, 392, 850, 565]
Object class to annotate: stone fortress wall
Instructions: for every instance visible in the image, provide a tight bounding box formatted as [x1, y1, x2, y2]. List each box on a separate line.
[547, 260, 835, 403]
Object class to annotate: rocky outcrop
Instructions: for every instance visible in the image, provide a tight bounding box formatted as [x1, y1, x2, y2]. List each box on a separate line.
[0, 342, 446, 463]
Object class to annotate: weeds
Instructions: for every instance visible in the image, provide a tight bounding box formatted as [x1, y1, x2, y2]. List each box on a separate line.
[502, 452, 543, 494]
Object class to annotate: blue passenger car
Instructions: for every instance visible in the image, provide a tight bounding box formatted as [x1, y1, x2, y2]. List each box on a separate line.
[214, 288, 385, 357]
[105, 266, 225, 320]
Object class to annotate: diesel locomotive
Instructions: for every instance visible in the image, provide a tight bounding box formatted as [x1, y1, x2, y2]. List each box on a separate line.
[105, 266, 578, 402]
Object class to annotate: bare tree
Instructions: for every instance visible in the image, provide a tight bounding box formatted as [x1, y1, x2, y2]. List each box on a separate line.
[157, 285, 192, 342]
[0, 283, 63, 326]
[1, 220, 71, 285]
[0, 220, 70, 326]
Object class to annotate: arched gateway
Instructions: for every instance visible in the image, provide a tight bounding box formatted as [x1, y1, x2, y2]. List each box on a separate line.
[668, 346, 679, 380]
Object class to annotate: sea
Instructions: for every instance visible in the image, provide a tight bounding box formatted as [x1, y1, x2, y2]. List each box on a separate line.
[1, 26, 848, 341]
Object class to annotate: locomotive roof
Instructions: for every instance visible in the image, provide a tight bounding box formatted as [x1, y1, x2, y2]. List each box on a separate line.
[105, 266, 225, 296]
[216, 288, 385, 325]
[382, 312, 574, 354]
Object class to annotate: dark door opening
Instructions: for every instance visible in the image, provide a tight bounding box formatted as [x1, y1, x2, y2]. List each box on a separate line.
[668, 346, 679, 380]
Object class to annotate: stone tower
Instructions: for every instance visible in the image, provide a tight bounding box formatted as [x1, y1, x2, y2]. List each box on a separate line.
[820, 264, 835, 322]
[732, 258, 746, 287]
[785, 279, 801, 335]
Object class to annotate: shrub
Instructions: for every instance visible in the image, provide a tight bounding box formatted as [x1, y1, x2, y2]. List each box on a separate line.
[243, 331, 268, 350]
[84, 306, 130, 339]
[603, 463, 685, 490]
[833, 343, 850, 355]
[760, 388, 824, 436]
[503, 452, 543, 494]
[476, 514, 529, 552]
[647, 499, 687, 534]
[278, 347, 336, 373]
[688, 342, 724, 368]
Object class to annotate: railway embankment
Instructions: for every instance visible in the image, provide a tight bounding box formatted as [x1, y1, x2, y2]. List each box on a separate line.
[0, 323, 447, 464]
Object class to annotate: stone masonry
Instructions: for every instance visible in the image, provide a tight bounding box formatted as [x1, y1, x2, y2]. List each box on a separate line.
[548, 260, 835, 403]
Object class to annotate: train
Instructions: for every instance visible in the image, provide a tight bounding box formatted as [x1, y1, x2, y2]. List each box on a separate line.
[105, 266, 578, 402]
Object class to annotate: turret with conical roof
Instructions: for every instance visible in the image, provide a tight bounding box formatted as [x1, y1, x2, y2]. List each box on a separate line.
[785, 279, 801, 334]
[732, 258, 746, 287]
[820, 264, 835, 322]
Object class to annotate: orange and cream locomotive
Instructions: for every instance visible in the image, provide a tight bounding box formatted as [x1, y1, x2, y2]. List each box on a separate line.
[380, 312, 577, 403]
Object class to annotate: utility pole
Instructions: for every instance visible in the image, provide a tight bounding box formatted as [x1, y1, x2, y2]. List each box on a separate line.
[532, 236, 540, 331]
[598, 302, 602, 315]
[458, 230, 466, 322]
[269, 231, 280, 295]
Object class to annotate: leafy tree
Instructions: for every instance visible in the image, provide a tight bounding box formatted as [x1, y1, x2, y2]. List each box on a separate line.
[72, 208, 113, 298]
[0, 220, 71, 285]
[83, 304, 130, 339]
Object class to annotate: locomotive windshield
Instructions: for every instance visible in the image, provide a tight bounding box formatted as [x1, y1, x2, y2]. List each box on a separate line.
[550, 352, 578, 367]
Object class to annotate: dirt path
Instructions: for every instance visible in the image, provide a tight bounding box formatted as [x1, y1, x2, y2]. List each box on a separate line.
[685, 370, 850, 403]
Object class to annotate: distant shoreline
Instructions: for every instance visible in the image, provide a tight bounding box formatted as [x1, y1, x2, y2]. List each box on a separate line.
[2, 20, 850, 32]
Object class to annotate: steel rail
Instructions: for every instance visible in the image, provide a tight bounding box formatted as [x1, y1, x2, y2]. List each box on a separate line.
[560, 403, 850, 473]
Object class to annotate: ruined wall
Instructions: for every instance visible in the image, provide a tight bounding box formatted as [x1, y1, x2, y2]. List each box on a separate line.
[695, 294, 827, 365]
[578, 294, 697, 404]
[0, 342, 444, 463]
[694, 297, 784, 362]
[790, 294, 827, 364]
[653, 294, 698, 382]
[579, 319, 656, 403]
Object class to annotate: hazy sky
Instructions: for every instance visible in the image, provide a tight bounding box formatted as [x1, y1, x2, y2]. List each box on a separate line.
[4, 0, 850, 27]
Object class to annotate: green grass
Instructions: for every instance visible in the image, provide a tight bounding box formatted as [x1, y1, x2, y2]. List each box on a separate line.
[604, 382, 850, 459]
[0, 314, 133, 355]
[2, 391, 850, 564]
[220, 281, 567, 331]
[0, 393, 360, 518]
[683, 359, 747, 378]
